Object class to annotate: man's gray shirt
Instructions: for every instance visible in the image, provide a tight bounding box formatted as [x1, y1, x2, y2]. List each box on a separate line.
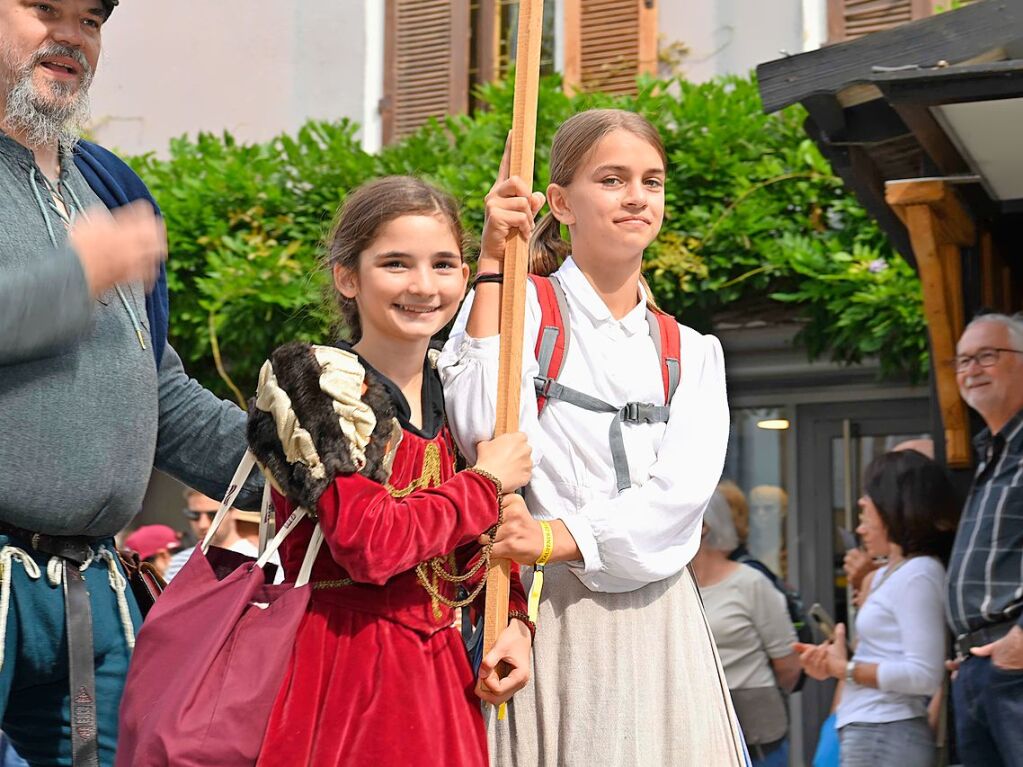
[0, 132, 258, 536]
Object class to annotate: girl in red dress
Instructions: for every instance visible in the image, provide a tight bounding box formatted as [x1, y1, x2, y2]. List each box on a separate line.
[249, 176, 534, 767]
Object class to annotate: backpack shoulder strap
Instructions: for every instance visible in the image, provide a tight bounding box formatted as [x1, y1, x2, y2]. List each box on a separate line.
[645, 309, 682, 405]
[528, 274, 570, 415]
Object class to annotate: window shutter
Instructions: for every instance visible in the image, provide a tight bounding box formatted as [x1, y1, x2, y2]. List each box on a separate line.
[563, 0, 658, 95]
[827, 0, 937, 43]
[382, 0, 470, 143]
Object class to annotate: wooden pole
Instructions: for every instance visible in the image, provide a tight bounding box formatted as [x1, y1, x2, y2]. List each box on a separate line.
[482, 0, 545, 660]
[885, 179, 975, 468]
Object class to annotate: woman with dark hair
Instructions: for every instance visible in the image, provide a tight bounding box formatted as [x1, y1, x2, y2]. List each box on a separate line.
[795, 449, 959, 767]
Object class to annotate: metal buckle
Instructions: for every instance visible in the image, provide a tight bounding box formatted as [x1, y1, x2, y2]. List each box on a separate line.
[622, 402, 641, 422]
[535, 376, 553, 396]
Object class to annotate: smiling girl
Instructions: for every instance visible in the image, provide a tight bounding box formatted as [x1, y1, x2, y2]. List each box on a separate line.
[250, 176, 534, 767]
[440, 110, 748, 764]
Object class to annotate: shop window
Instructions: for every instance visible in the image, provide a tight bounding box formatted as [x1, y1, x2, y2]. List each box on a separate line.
[721, 408, 791, 578]
[383, 0, 657, 143]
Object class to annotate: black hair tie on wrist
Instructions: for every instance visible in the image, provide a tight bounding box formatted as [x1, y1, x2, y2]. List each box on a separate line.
[472, 272, 504, 288]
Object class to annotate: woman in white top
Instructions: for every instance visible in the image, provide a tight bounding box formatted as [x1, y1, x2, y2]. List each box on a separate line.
[440, 109, 747, 766]
[795, 449, 959, 767]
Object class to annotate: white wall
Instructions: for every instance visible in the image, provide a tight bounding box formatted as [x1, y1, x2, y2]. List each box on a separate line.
[86, 0, 829, 156]
[659, 0, 818, 82]
[88, 0, 375, 156]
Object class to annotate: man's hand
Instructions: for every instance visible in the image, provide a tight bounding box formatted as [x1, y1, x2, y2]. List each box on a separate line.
[971, 624, 1023, 671]
[476, 618, 531, 706]
[69, 201, 167, 298]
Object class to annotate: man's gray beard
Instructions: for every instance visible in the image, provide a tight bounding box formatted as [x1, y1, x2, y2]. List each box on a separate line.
[1, 46, 93, 152]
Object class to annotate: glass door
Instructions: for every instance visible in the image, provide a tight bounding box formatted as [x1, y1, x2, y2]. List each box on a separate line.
[795, 398, 931, 757]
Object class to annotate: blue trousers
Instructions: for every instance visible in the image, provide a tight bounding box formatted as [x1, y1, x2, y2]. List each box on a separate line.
[0, 536, 142, 767]
[953, 654, 1023, 767]
[748, 738, 788, 767]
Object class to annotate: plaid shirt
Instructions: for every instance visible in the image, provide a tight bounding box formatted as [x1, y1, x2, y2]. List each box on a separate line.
[946, 409, 1023, 637]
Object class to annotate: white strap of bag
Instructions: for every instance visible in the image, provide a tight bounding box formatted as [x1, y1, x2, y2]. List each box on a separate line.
[201, 450, 257, 554]
[253, 506, 323, 588]
[204, 449, 325, 588]
[257, 477, 273, 557]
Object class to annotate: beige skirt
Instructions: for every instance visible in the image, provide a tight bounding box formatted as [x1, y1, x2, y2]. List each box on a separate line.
[487, 564, 748, 767]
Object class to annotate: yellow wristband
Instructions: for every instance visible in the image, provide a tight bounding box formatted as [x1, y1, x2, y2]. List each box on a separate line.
[536, 520, 554, 566]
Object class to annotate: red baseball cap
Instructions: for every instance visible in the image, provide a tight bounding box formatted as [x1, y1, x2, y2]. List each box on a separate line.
[125, 525, 180, 561]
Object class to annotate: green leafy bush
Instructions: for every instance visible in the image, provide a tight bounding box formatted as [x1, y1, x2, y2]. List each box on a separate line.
[128, 74, 926, 400]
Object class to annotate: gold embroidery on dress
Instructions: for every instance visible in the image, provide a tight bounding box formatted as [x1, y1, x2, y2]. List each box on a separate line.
[386, 441, 441, 498]
[384, 441, 501, 620]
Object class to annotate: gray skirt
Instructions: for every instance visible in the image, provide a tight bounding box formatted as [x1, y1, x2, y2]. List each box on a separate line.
[487, 564, 748, 766]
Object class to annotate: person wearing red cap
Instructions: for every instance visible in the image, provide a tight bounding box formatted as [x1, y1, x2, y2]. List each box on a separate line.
[123, 525, 180, 580]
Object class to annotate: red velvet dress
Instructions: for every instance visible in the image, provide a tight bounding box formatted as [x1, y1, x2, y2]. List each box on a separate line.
[255, 369, 527, 767]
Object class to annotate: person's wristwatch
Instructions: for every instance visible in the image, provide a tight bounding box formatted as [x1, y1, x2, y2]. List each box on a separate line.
[845, 660, 856, 684]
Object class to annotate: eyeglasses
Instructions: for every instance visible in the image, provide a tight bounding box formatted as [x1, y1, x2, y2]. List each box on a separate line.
[950, 347, 1023, 373]
[181, 509, 218, 522]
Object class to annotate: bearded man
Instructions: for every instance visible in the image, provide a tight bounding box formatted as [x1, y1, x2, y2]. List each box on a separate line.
[0, 3, 260, 765]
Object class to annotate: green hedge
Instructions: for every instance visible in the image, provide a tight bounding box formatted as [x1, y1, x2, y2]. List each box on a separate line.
[128, 74, 927, 402]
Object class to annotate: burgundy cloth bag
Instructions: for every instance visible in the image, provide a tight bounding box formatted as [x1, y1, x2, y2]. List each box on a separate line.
[117, 453, 321, 767]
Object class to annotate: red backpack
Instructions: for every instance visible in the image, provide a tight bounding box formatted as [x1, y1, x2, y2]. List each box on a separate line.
[528, 274, 682, 493]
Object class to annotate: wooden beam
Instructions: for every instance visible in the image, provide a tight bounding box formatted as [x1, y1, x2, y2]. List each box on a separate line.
[826, 0, 846, 43]
[886, 179, 974, 467]
[886, 178, 975, 245]
[476, 0, 500, 86]
[562, 0, 581, 95]
[637, 0, 658, 76]
[909, 0, 938, 20]
[980, 230, 998, 309]
[381, 0, 397, 144]
[450, 0, 472, 115]
[482, 0, 545, 664]
[890, 102, 970, 177]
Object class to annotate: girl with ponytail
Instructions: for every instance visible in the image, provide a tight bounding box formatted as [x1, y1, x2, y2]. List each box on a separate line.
[440, 110, 747, 765]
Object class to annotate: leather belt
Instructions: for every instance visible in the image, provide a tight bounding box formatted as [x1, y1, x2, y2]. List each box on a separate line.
[0, 521, 96, 564]
[956, 618, 1016, 658]
[0, 521, 100, 766]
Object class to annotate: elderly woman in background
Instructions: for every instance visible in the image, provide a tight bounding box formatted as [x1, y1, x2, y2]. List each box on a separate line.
[794, 449, 959, 767]
[694, 492, 801, 767]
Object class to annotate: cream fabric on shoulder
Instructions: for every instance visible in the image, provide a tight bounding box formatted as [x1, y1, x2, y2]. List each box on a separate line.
[313, 345, 378, 471]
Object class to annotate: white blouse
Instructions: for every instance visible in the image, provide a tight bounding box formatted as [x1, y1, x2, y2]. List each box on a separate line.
[438, 257, 730, 594]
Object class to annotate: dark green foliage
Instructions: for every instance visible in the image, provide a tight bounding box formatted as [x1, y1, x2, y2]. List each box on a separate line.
[128, 73, 926, 399]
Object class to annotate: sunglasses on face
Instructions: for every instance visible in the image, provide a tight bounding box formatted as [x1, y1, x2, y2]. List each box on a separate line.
[181, 509, 218, 522]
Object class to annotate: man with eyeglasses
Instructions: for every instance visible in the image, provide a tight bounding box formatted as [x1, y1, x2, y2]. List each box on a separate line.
[164, 488, 240, 582]
[946, 312, 1023, 767]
